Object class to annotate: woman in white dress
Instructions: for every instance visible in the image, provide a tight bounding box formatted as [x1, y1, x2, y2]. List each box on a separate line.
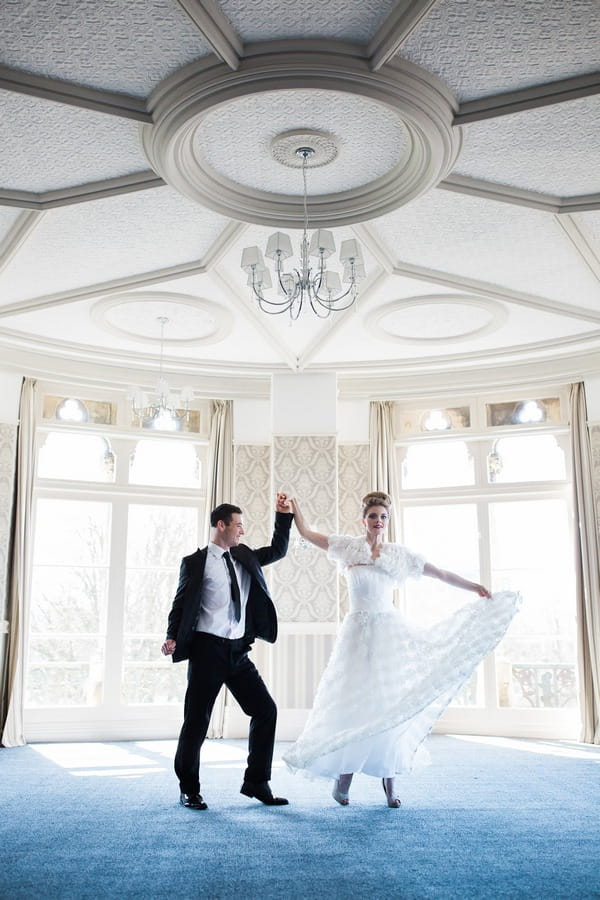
[283, 491, 520, 808]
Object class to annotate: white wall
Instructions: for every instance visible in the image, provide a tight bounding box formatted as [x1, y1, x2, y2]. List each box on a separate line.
[584, 376, 600, 422]
[0, 371, 23, 423]
[272, 372, 337, 434]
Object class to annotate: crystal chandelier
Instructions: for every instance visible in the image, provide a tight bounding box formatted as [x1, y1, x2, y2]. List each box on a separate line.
[240, 145, 366, 320]
[131, 316, 194, 431]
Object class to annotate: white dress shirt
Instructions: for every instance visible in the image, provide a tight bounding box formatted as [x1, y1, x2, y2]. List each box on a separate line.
[195, 543, 250, 639]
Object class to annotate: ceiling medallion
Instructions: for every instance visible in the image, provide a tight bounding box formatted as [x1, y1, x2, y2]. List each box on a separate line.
[368, 295, 508, 343]
[270, 130, 339, 168]
[142, 43, 462, 228]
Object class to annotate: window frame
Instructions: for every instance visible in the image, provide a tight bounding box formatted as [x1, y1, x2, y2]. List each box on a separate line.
[25, 392, 209, 742]
[395, 387, 579, 740]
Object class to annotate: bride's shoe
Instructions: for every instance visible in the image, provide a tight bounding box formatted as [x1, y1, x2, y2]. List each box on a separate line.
[382, 778, 401, 808]
[332, 774, 352, 806]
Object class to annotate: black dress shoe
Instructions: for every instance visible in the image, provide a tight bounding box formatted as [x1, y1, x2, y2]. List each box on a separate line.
[240, 780, 289, 806]
[180, 792, 208, 810]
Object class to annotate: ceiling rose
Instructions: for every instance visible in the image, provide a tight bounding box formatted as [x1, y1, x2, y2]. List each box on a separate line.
[270, 129, 339, 168]
[142, 43, 462, 228]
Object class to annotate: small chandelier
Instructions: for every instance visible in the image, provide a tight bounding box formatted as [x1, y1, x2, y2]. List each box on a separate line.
[240, 144, 366, 320]
[132, 316, 194, 431]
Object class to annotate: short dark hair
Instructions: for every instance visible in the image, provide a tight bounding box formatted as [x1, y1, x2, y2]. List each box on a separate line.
[210, 503, 242, 528]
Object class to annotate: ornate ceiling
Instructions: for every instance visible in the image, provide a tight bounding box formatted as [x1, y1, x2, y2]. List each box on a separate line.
[0, 0, 599, 398]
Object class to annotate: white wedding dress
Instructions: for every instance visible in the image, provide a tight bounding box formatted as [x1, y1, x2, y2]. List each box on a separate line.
[283, 535, 521, 779]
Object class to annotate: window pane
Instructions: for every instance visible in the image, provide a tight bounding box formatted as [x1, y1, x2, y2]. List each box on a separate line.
[26, 499, 111, 707]
[487, 435, 566, 483]
[38, 433, 115, 482]
[129, 439, 201, 488]
[489, 499, 577, 709]
[486, 397, 561, 427]
[401, 441, 474, 489]
[122, 504, 199, 705]
[402, 504, 483, 707]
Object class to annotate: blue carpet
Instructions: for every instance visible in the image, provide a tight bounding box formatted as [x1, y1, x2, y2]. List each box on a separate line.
[1, 735, 599, 899]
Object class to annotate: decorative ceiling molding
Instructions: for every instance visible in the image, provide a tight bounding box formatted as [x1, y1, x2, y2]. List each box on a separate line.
[555, 215, 600, 284]
[0, 260, 209, 319]
[454, 71, 600, 125]
[367, 294, 508, 344]
[201, 220, 248, 269]
[142, 45, 461, 227]
[297, 267, 389, 370]
[0, 211, 45, 274]
[390, 260, 600, 324]
[439, 175, 600, 214]
[92, 292, 233, 344]
[336, 347, 600, 400]
[438, 175, 562, 213]
[368, 0, 441, 71]
[0, 64, 151, 122]
[173, 0, 243, 70]
[0, 172, 165, 211]
[209, 268, 299, 371]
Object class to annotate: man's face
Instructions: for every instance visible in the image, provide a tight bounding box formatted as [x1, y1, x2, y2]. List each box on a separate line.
[221, 513, 245, 548]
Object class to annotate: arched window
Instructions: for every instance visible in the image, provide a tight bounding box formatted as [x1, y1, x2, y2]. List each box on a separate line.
[38, 433, 115, 482]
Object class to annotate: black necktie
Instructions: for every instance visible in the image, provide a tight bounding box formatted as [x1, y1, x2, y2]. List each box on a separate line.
[222, 551, 241, 622]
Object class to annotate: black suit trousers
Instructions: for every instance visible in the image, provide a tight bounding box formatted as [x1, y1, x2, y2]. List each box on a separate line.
[174, 632, 277, 795]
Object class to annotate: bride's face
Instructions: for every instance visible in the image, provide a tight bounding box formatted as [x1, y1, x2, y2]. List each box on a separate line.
[362, 504, 389, 538]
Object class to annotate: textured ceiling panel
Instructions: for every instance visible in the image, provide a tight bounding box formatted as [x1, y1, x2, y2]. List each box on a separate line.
[0, 0, 209, 97]
[0, 187, 230, 305]
[219, 0, 397, 43]
[453, 96, 600, 197]
[0, 207, 24, 241]
[373, 189, 600, 309]
[579, 211, 600, 254]
[197, 91, 406, 194]
[0, 91, 149, 192]
[401, 0, 600, 101]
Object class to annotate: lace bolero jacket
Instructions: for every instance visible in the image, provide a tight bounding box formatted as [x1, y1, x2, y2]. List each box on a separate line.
[327, 534, 425, 584]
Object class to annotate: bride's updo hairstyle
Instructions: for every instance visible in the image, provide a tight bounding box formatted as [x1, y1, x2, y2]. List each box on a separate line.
[361, 491, 392, 517]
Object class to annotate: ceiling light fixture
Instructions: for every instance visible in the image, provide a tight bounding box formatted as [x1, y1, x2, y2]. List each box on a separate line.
[240, 141, 365, 320]
[131, 316, 194, 431]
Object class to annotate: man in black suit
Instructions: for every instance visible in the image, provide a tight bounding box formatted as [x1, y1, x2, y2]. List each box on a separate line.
[161, 493, 293, 810]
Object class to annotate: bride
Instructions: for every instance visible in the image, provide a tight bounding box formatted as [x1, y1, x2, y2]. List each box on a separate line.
[283, 491, 521, 808]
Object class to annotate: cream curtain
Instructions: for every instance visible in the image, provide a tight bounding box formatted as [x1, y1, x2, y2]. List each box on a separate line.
[205, 399, 234, 739]
[369, 400, 400, 541]
[1, 378, 36, 748]
[570, 383, 600, 744]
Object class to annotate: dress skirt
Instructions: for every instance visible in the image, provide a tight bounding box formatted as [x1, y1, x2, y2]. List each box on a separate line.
[283, 564, 521, 779]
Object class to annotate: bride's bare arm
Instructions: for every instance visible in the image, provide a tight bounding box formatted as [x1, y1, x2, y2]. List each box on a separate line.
[423, 562, 491, 598]
[290, 498, 329, 551]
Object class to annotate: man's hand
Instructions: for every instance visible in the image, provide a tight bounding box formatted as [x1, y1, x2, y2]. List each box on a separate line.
[161, 639, 176, 656]
[275, 491, 292, 513]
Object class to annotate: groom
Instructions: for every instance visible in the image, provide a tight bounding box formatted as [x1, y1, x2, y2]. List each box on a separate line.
[161, 493, 293, 810]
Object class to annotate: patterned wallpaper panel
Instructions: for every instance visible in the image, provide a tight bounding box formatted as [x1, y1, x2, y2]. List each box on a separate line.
[0, 424, 17, 618]
[234, 444, 272, 549]
[273, 436, 338, 622]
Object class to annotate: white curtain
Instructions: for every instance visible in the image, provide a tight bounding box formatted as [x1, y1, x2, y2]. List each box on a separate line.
[205, 399, 233, 739]
[1, 378, 36, 748]
[570, 383, 600, 744]
[369, 400, 400, 541]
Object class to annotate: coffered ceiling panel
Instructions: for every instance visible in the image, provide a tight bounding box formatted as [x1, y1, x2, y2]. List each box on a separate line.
[454, 95, 600, 197]
[0, 91, 149, 192]
[401, 0, 600, 101]
[0, 0, 210, 96]
[219, 0, 398, 43]
[373, 190, 600, 309]
[0, 187, 230, 306]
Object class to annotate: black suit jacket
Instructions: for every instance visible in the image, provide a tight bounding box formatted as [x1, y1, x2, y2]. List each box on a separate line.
[166, 512, 293, 663]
